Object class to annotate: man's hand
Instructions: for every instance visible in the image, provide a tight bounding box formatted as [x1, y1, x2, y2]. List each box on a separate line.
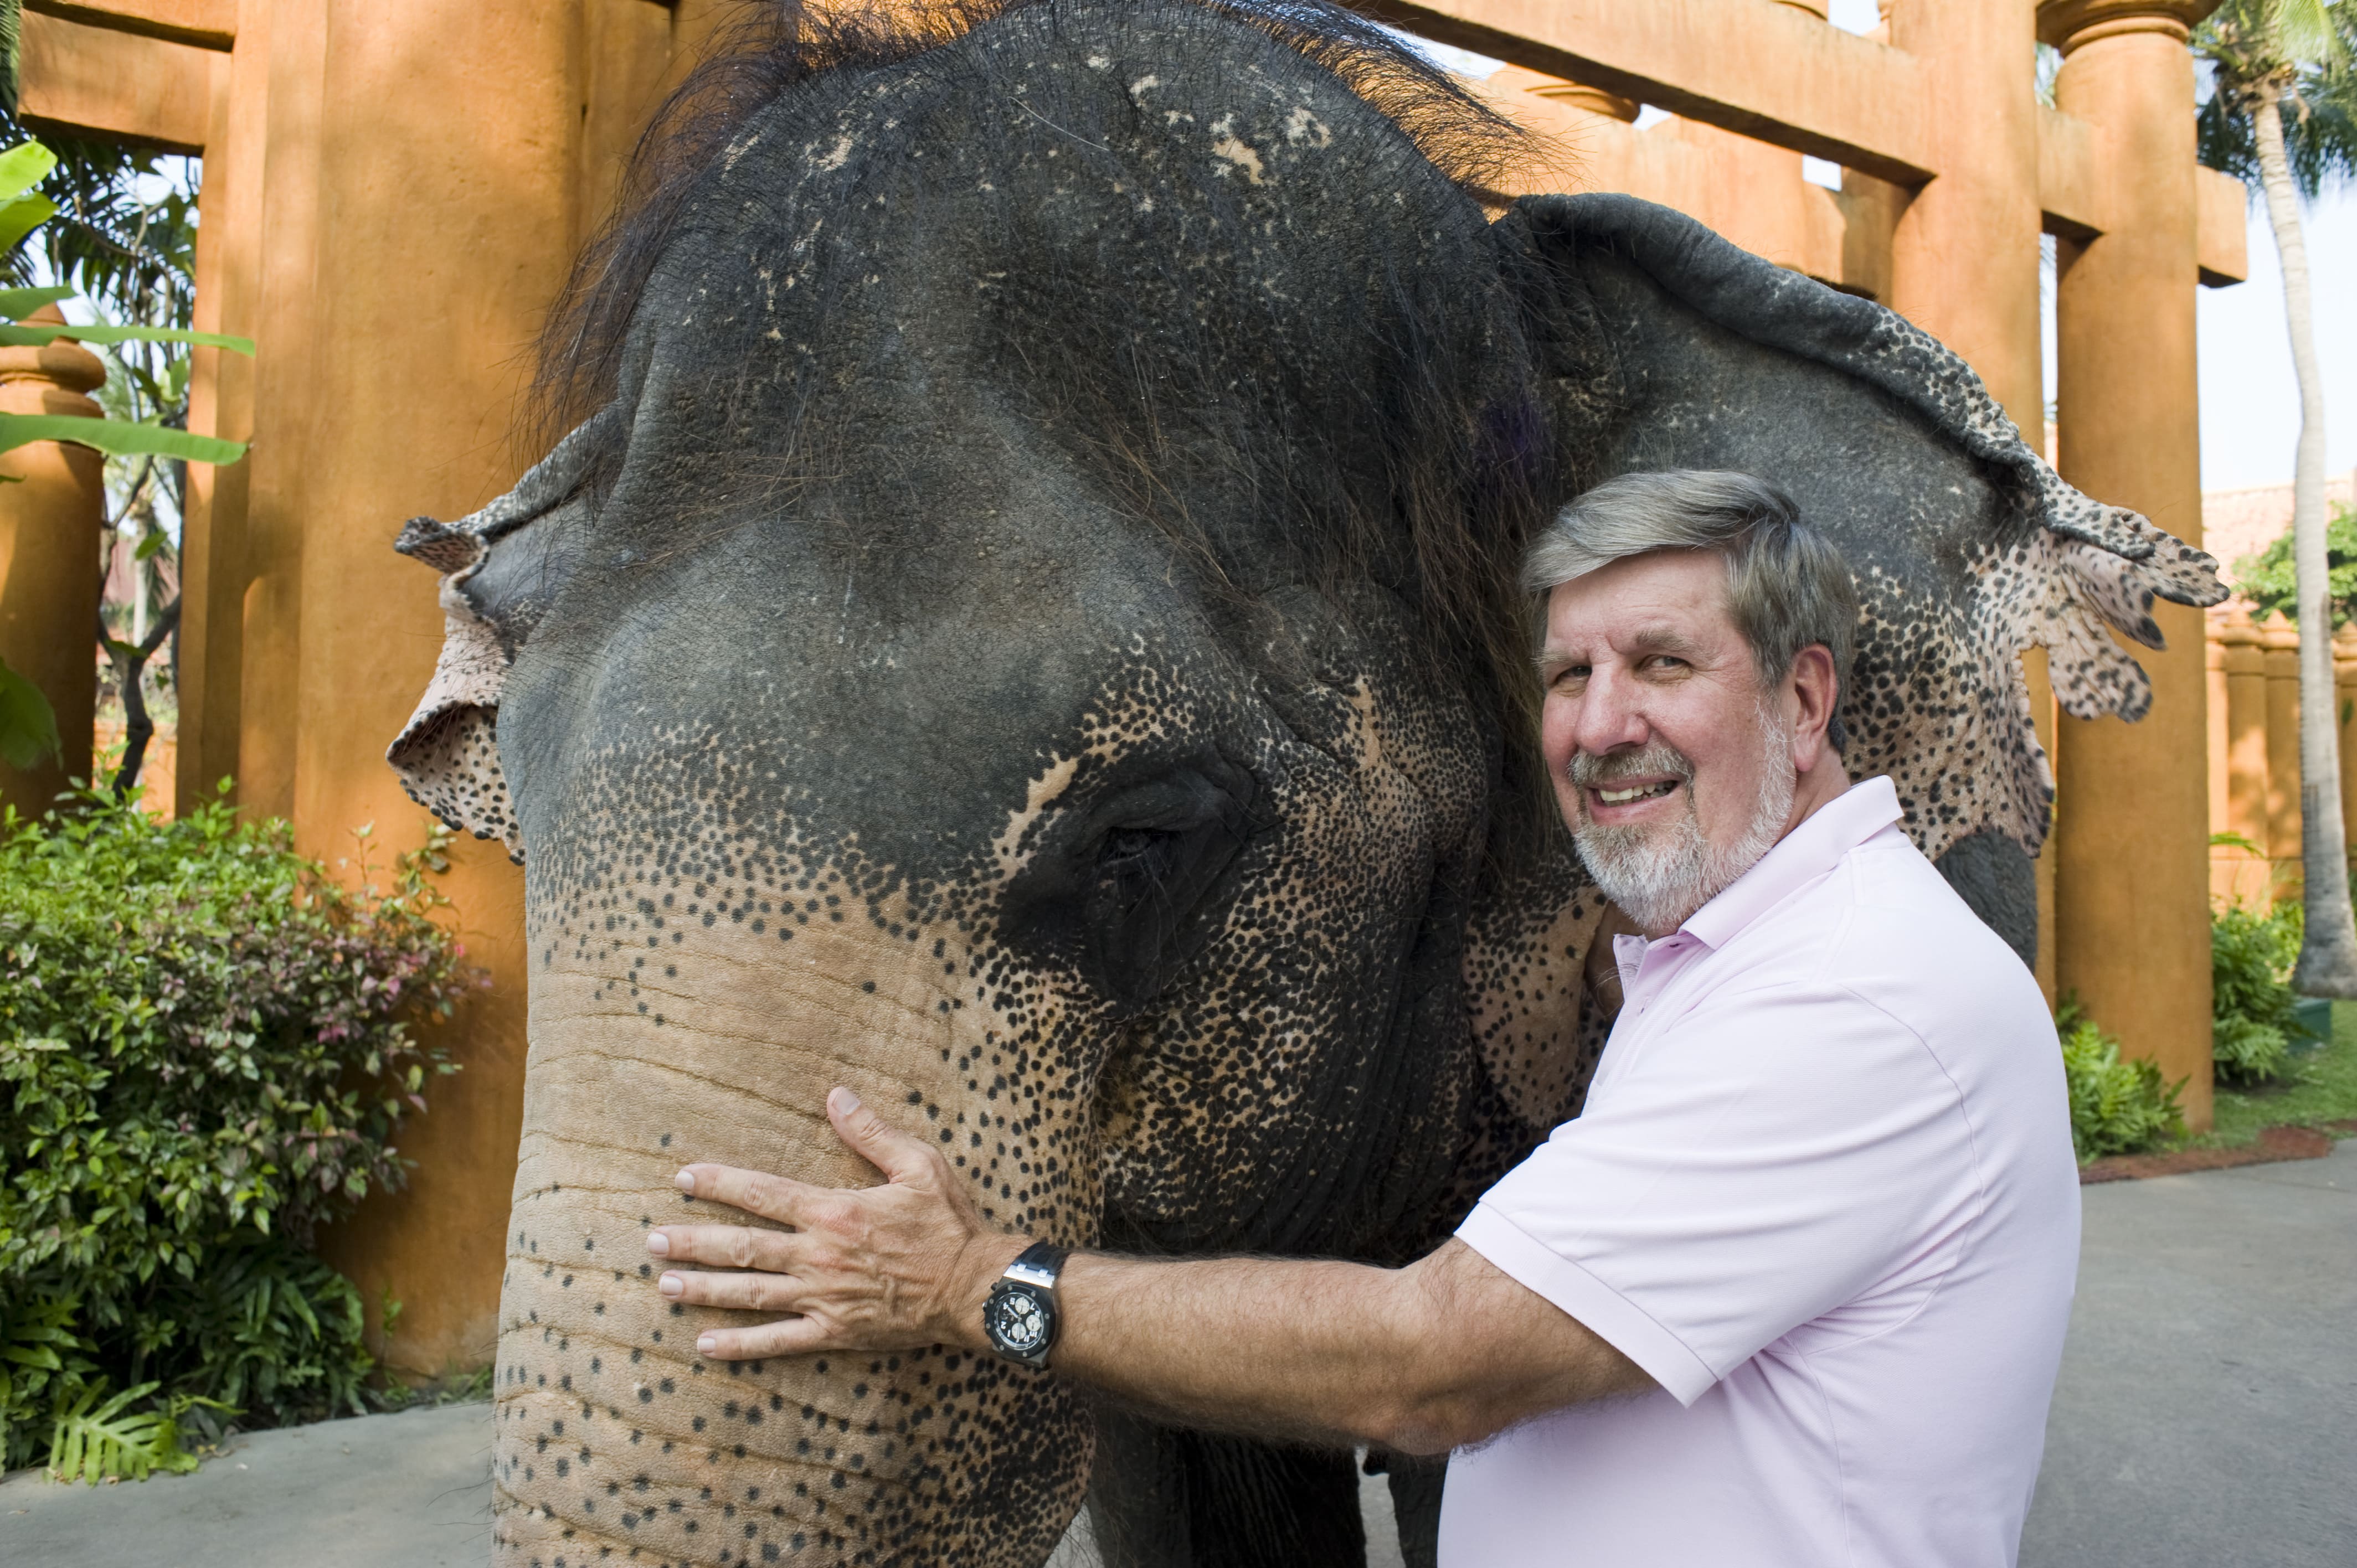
[647, 1087, 1027, 1360]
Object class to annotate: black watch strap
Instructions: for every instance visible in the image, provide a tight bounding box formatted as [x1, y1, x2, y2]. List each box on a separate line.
[1005, 1240, 1068, 1287]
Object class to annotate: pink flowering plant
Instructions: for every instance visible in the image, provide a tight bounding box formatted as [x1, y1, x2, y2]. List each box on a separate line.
[0, 784, 483, 1477]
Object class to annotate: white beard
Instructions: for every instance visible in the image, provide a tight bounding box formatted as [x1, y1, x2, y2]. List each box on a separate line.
[1570, 699, 1797, 936]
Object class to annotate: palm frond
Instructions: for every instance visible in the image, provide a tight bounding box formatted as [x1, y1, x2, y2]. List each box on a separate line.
[2198, 0, 2357, 197]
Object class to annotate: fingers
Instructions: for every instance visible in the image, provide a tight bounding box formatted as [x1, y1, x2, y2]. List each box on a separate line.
[646, 1223, 798, 1272]
[658, 1267, 807, 1313]
[673, 1163, 825, 1223]
[694, 1316, 838, 1361]
[826, 1087, 940, 1184]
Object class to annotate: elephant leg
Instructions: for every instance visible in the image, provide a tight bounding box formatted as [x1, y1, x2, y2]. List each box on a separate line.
[1379, 1451, 1445, 1568]
[1086, 1406, 1367, 1568]
[1932, 829, 2039, 972]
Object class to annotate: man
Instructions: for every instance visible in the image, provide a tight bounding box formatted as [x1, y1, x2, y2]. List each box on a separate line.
[641, 471, 2081, 1565]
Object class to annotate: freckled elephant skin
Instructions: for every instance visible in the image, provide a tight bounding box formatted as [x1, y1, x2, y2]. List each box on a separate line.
[384, 4, 2222, 1564]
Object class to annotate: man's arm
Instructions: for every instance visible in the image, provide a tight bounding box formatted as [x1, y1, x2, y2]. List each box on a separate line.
[647, 1089, 1653, 1454]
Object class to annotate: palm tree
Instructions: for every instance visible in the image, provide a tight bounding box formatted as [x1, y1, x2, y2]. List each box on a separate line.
[2197, 0, 2357, 995]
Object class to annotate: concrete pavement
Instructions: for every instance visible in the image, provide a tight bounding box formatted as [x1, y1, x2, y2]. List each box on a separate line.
[0, 1400, 494, 1568]
[4, 1141, 2346, 1567]
[2019, 1137, 2354, 1568]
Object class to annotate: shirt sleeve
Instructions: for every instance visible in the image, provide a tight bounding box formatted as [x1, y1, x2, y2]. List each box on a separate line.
[1458, 978, 1975, 1406]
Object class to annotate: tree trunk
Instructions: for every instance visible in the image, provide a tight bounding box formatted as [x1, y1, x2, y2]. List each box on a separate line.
[2254, 88, 2357, 997]
[97, 597, 177, 800]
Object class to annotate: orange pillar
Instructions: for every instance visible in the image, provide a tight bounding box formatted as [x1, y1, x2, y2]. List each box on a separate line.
[2262, 612, 2302, 891]
[1887, 0, 2052, 997]
[0, 311, 107, 819]
[299, 0, 584, 1380]
[2040, 0, 2216, 1127]
[2336, 619, 2357, 876]
[2215, 602, 2270, 905]
[178, 7, 267, 814]
[2205, 605, 2229, 894]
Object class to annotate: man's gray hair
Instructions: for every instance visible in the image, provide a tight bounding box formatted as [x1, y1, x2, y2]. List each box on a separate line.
[1524, 470, 1858, 746]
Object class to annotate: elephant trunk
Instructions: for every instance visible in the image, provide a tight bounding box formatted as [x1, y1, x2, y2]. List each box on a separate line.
[489, 858, 1095, 1567]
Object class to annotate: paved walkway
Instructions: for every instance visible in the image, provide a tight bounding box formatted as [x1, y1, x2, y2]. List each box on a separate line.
[2019, 1137, 2354, 1568]
[4, 1141, 2348, 1567]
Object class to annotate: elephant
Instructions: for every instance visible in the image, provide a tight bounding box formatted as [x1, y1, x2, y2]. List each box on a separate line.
[384, 3, 2222, 1564]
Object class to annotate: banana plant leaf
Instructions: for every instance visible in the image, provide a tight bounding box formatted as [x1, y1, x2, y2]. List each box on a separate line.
[0, 190, 54, 256]
[0, 651, 61, 770]
[0, 283, 75, 318]
[0, 412, 245, 464]
[0, 140, 55, 204]
[0, 321, 255, 354]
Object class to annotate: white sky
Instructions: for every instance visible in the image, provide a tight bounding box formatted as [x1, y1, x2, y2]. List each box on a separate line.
[2195, 192, 2356, 490]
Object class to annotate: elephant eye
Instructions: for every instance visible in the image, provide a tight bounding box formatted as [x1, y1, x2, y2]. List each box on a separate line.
[992, 759, 1260, 1009]
[1098, 826, 1183, 907]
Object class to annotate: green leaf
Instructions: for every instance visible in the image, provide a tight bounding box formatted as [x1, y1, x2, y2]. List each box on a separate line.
[0, 651, 61, 769]
[0, 285, 76, 321]
[0, 140, 56, 205]
[45, 1379, 187, 1483]
[0, 412, 245, 465]
[0, 322, 255, 355]
[133, 529, 167, 561]
[0, 191, 55, 255]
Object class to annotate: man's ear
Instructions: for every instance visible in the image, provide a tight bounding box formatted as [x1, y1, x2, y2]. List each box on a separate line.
[386, 406, 617, 863]
[1784, 643, 1841, 777]
[1496, 193, 2225, 962]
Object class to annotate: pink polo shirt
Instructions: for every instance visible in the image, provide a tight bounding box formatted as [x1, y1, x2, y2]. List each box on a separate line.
[1442, 776, 2080, 1568]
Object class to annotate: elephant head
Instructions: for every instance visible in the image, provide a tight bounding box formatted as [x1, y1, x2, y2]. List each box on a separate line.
[386, 4, 2219, 1564]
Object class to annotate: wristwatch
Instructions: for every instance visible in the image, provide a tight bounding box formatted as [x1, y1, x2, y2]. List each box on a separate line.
[981, 1241, 1068, 1369]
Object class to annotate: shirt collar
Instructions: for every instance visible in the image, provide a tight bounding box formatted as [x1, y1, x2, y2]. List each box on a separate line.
[1676, 775, 1902, 951]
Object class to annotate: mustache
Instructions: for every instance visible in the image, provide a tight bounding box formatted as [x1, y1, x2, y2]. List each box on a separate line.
[1567, 743, 1696, 790]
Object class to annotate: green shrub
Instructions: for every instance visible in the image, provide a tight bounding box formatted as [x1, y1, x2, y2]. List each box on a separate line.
[2211, 899, 2313, 1085]
[0, 787, 480, 1477]
[2231, 501, 2357, 626]
[2057, 998, 2186, 1162]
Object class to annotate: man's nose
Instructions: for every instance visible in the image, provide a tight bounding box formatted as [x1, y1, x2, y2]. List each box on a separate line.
[1571, 669, 1650, 759]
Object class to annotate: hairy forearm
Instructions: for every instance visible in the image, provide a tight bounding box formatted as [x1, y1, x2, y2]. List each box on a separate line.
[1044, 1251, 1431, 1448]
[952, 1240, 1645, 1454]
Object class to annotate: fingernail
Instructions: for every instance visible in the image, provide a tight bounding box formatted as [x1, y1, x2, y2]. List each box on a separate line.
[696, 1335, 717, 1356]
[659, 1272, 682, 1298]
[645, 1232, 668, 1257]
[832, 1087, 862, 1114]
[673, 1169, 696, 1195]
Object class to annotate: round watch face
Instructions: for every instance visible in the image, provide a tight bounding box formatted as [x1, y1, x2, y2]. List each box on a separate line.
[986, 1283, 1052, 1357]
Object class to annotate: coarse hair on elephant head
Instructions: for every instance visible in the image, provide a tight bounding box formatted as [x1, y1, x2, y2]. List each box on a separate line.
[383, 4, 2222, 1565]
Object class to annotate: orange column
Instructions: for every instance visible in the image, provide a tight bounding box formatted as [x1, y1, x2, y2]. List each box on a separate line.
[178, 18, 264, 813]
[0, 312, 107, 819]
[232, 0, 336, 828]
[2337, 619, 2357, 875]
[2215, 602, 2270, 905]
[2205, 605, 2229, 891]
[2040, 0, 2216, 1127]
[297, 0, 584, 1380]
[2262, 612, 2302, 890]
[1887, 0, 2054, 997]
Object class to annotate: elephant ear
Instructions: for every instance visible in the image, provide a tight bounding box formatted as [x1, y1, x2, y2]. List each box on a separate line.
[387, 408, 614, 863]
[1500, 192, 2226, 879]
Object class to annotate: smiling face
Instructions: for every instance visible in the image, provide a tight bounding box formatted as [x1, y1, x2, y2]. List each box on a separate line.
[1537, 549, 1831, 936]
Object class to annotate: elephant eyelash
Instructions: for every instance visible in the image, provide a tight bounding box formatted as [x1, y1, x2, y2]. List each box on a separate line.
[1098, 827, 1185, 909]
